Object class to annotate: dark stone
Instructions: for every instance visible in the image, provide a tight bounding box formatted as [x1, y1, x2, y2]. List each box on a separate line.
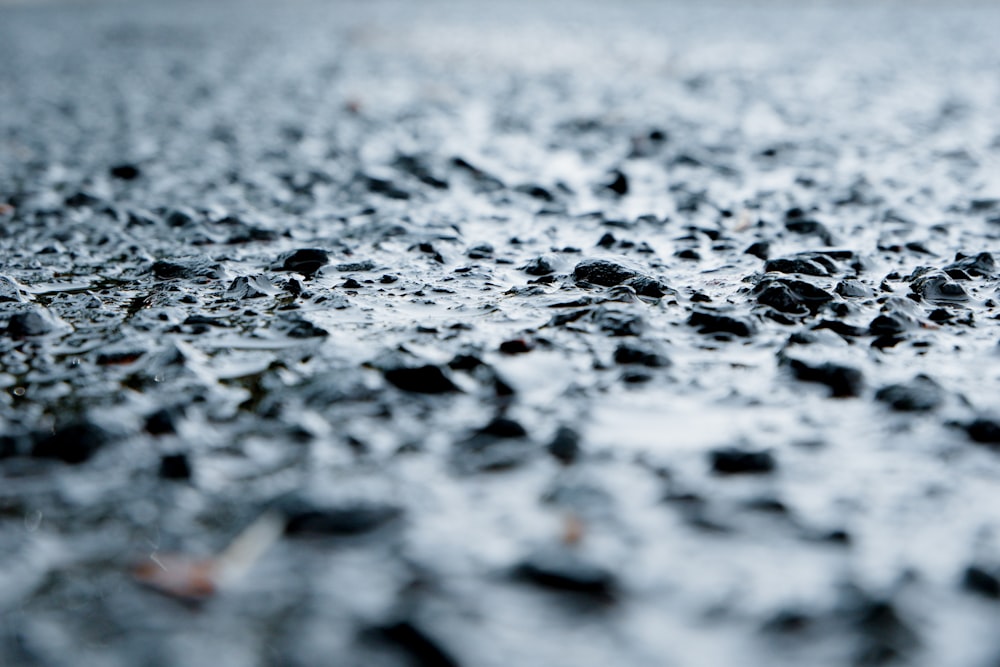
[836, 279, 874, 298]
[548, 426, 581, 464]
[514, 184, 555, 201]
[283, 501, 403, 536]
[869, 314, 910, 336]
[0, 275, 24, 303]
[159, 453, 192, 480]
[745, 241, 770, 260]
[96, 350, 143, 366]
[744, 497, 788, 514]
[764, 257, 830, 276]
[227, 275, 277, 299]
[875, 375, 944, 412]
[785, 219, 833, 245]
[614, 343, 670, 367]
[813, 320, 867, 337]
[414, 242, 445, 263]
[281, 316, 328, 338]
[970, 199, 1000, 212]
[675, 248, 701, 260]
[945, 252, 995, 278]
[573, 259, 638, 286]
[762, 609, 813, 634]
[151, 257, 222, 280]
[342, 278, 362, 289]
[784, 358, 863, 397]
[372, 621, 459, 667]
[183, 314, 227, 328]
[145, 407, 181, 435]
[455, 418, 533, 472]
[31, 421, 111, 465]
[521, 256, 556, 276]
[64, 191, 101, 207]
[384, 365, 459, 394]
[336, 259, 375, 272]
[871, 335, 905, 350]
[0, 433, 28, 459]
[850, 599, 919, 667]
[755, 278, 834, 315]
[622, 370, 652, 383]
[363, 175, 410, 200]
[593, 308, 643, 336]
[710, 448, 776, 475]
[965, 418, 1000, 444]
[688, 310, 755, 337]
[467, 243, 494, 259]
[6, 310, 54, 337]
[479, 417, 527, 439]
[164, 208, 197, 227]
[514, 550, 616, 598]
[499, 339, 533, 354]
[226, 225, 278, 244]
[448, 354, 484, 371]
[604, 170, 629, 196]
[109, 163, 141, 180]
[451, 156, 505, 191]
[597, 233, 616, 248]
[276, 248, 329, 277]
[393, 154, 449, 189]
[626, 275, 668, 298]
[909, 271, 968, 304]
[963, 565, 1000, 599]
[945, 268, 971, 281]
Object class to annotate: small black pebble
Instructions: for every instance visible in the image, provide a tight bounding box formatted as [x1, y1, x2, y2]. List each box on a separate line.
[784, 358, 863, 397]
[875, 375, 943, 412]
[605, 170, 629, 196]
[277, 248, 329, 277]
[284, 502, 402, 536]
[548, 426, 581, 464]
[965, 418, 1000, 444]
[109, 164, 141, 180]
[6, 310, 54, 337]
[145, 408, 180, 435]
[159, 453, 192, 480]
[710, 448, 776, 475]
[384, 365, 459, 394]
[514, 550, 617, 598]
[688, 310, 754, 337]
[372, 621, 459, 667]
[573, 259, 638, 286]
[963, 565, 1000, 599]
[31, 422, 111, 465]
[744, 241, 770, 260]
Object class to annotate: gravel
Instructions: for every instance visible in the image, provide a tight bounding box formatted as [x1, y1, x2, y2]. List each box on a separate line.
[3, 0, 1000, 665]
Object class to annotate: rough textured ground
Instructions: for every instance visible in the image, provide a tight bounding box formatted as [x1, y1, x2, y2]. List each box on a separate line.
[3, 1, 1000, 665]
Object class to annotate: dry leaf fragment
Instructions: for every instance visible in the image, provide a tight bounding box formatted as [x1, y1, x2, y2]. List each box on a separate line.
[133, 511, 284, 601]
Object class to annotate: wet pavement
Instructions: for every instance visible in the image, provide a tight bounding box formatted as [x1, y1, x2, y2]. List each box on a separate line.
[3, 0, 1000, 665]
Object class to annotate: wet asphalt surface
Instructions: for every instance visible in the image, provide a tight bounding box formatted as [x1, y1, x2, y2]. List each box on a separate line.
[3, 0, 1000, 665]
